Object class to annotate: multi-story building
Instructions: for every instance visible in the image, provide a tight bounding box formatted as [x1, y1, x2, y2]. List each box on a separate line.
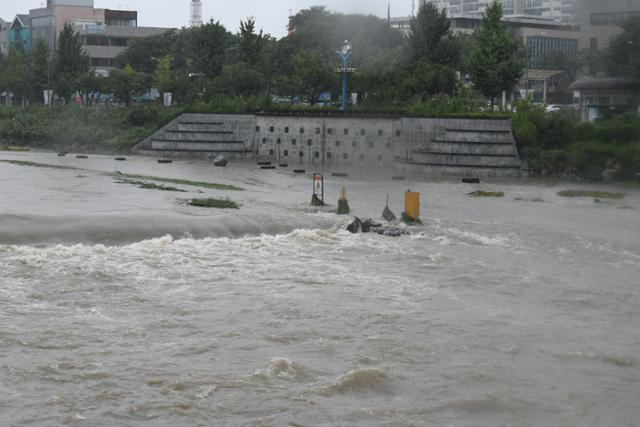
[390, 14, 579, 67]
[0, 18, 9, 55]
[578, 0, 640, 50]
[424, 0, 578, 23]
[8, 15, 31, 52]
[8, 0, 170, 75]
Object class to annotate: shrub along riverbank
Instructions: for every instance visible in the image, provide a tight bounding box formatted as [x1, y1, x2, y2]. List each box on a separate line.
[1, 100, 639, 180]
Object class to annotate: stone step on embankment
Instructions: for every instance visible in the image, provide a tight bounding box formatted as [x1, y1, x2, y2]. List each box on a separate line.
[444, 129, 514, 144]
[159, 130, 238, 142]
[150, 140, 246, 151]
[428, 141, 518, 155]
[396, 160, 522, 177]
[175, 122, 225, 132]
[411, 151, 521, 167]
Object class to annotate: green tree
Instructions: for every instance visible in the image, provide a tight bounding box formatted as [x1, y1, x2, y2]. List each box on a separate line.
[54, 24, 90, 103]
[30, 38, 51, 103]
[211, 62, 267, 97]
[153, 55, 175, 95]
[77, 71, 105, 105]
[466, 0, 526, 107]
[2, 47, 30, 106]
[186, 20, 232, 78]
[238, 18, 264, 66]
[108, 65, 147, 106]
[609, 16, 640, 78]
[289, 49, 334, 104]
[407, 2, 462, 98]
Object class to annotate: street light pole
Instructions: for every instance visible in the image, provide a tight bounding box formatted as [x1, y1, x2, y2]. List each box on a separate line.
[337, 40, 352, 112]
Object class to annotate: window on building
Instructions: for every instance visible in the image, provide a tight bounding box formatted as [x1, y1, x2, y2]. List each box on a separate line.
[284, 150, 289, 156]
[344, 128, 349, 135]
[360, 129, 366, 136]
[352, 141, 358, 148]
[343, 153, 348, 160]
[110, 37, 127, 47]
[335, 141, 341, 147]
[299, 151, 304, 157]
[314, 151, 320, 158]
[315, 128, 321, 134]
[269, 149, 274, 155]
[262, 138, 267, 144]
[327, 128, 333, 135]
[291, 139, 297, 146]
[386, 142, 392, 150]
[307, 139, 312, 146]
[269, 126, 274, 133]
[395, 130, 401, 137]
[378, 129, 383, 136]
[327, 152, 332, 159]
[300, 127, 305, 134]
[255, 126, 260, 132]
[277, 138, 281, 145]
[284, 127, 289, 133]
[369, 142, 374, 148]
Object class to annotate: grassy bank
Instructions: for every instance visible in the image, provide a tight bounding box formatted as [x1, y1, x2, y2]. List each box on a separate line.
[0, 105, 181, 153]
[2, 101, 639, 181]
[513, 103, 640, 180]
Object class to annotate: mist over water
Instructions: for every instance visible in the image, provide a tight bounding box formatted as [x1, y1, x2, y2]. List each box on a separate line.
[1, 152, 639, 426]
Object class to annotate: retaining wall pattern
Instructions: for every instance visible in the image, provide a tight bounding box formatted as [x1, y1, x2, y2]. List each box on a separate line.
[134, 113, 524, 177]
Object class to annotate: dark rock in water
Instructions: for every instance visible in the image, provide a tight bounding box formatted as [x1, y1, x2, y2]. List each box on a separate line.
[382, 206, 396, 222]
[401, 212, 423, 225]
[279, 164, 288, 168]
[377, 226, 408, 237]
[261, 165, 276, 170]
[57, 152, 68, 157]
[115, 157, 127, 161]
[257, 161, 271, 166]
[347, 217, 363, 234]
[294, 169, 306, 174]
[361, 219, 382, 233]
[311, 194, 324, 206]
[332, 172, 348, 177]
[158, 159, 173, 164]
[463, 178, 480, 184]
[76, 155, 88, 159]
[214, 155, 228, 167]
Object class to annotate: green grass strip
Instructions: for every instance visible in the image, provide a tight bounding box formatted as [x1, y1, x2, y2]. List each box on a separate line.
[0, 146, 30, 152]
[0, 159, 81, 170]
[115, 178, 187, 192]
[187, 198, 239, 209]
[558, 190, 624, 199]
[468, 191, 505, 198]
[112, 172, 244, 191]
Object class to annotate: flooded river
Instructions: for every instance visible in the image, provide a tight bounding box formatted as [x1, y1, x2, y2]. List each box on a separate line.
[1, 152, 639, 426]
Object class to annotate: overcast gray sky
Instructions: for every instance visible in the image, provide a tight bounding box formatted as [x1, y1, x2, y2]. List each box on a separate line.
[2, 1, 412, 37]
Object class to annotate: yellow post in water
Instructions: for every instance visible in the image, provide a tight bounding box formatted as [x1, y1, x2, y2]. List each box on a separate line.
[404, 190, 421, 221]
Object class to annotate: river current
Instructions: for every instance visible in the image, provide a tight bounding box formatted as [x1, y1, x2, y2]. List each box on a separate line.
[0, 152, 639, 426]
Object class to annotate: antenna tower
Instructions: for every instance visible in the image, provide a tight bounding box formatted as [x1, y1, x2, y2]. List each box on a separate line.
[190, 0, 203, 27]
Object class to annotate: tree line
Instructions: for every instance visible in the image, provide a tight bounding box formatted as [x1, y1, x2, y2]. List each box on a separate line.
[1, 0, 638, 109]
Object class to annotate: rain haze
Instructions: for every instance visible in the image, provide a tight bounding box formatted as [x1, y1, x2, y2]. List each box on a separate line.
[0, 0, 411, 36]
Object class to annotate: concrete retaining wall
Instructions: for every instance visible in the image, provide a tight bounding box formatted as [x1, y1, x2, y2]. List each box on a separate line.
[134, 113, 524, 177]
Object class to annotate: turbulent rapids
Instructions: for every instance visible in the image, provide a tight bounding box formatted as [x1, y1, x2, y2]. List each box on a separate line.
[1, 152, 639, 426]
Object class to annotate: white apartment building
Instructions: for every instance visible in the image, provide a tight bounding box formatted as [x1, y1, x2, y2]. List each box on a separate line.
[424, 0, 578, 23]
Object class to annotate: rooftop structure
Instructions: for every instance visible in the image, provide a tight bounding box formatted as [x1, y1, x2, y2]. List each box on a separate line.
[190, 0, 203, 28]
[4, 1, 172, 74]
[424, 0, 578, 23]
[578, 0, 640, 51]
[0, 18, 9, 55]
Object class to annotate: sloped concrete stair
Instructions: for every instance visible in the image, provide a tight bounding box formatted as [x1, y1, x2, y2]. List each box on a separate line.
[134, 114, 253, 159]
